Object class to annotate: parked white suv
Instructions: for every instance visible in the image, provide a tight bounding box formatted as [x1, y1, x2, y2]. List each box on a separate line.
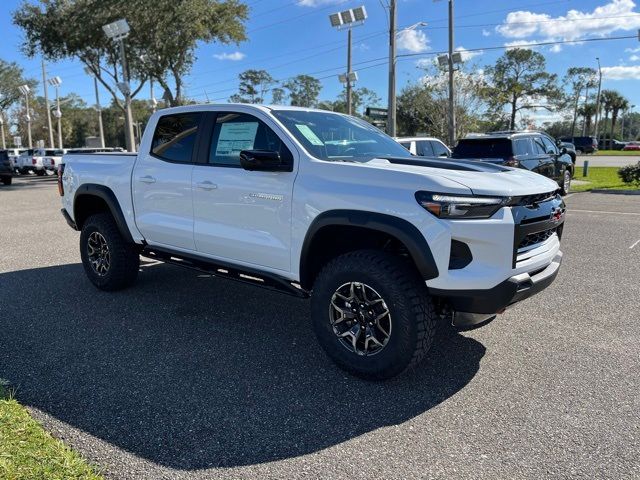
[396, 136, 451, 157]
[59, 104, 565, 380]
[6, 148, 26, 172]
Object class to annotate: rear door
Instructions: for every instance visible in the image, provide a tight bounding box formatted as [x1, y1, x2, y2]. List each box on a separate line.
[530, 136, 554, 177]
[191, 110, 296, 272]
[132, 112, 202, 251]
[539, 135, 560, 181]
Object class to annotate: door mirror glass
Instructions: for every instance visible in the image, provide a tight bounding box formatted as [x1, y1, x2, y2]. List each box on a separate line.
[239, 150, 289, 172]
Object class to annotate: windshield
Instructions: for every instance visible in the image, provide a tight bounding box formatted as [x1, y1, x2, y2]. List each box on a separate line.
[271, 110, 411, 162]
[452, 138, 512, 158]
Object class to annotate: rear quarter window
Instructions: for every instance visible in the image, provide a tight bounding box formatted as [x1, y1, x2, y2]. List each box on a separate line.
[151, 113, 201, 163]
[453, 138, 513, 158]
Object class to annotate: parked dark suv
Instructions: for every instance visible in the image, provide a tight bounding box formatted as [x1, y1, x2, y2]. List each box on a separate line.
[0, 150, 14, 186]
[559, 136, 598, 154]
[452, 131, 574, 195]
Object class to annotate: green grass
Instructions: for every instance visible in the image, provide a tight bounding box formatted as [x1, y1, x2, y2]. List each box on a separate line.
[595, 150, 640, 156]
[571, 167, 639, 192]
[0, 382, 103, 480]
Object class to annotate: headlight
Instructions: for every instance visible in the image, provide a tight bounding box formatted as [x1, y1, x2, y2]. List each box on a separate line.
[415, 192, 507, 219]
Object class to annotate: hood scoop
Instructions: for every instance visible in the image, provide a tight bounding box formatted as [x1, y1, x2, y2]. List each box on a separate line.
[371, 156, 510, 173]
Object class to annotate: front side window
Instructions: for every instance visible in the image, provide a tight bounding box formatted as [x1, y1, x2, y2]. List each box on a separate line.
[532, 137, 547, 155]
[208, 112, 291, 167]
[452, 138, 512, 158]
[431, 140, 450, 157]
[541, 136, 557, 155]
[271, 110, 411, 162]
[151, 113, 201, 163]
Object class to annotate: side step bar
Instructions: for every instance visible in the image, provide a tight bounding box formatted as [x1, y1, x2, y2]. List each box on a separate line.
[141, 247, 310, 299]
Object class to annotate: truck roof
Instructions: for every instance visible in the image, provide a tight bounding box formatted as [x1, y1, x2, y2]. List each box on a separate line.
[153, 103, 346, 116]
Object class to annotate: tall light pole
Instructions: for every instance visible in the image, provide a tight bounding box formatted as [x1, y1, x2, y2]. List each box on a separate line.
[593, 57, 603, 140]
[329, 6, 367, 116]
[0, 114, 5, 150]
[48, 76, 63, 149]
[447, 0, 455, 146]
[388, 0, 397, 136]
[103, 19, 135, 152]
[41, 59, 54, 148]
[18, 84, 32, 148]
[84, 66, 106, 148]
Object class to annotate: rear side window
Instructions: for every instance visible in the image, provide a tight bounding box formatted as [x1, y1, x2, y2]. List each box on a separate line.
[399, 142, 411, 151]
[531, 137, 547, 155]
[151, 113, 201, 163]
[514, 138, 532, 156]
[453, 138, 512, 158]
[416, 140, 434, 156]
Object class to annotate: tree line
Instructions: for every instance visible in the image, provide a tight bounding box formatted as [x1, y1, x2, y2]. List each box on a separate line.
[1, 1, 637, 149]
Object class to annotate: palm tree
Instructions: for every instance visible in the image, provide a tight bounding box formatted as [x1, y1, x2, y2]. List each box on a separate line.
[610, 93, 630, 148]
[578, 103, 597, 135]
[599, 90, 617, 148]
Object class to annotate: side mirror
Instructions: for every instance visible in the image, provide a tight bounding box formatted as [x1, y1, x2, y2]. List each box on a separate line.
[239, 150, 290, 172]
[561, 147, 567, 154]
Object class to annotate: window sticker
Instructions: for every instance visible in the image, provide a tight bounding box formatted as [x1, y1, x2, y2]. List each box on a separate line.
[295, 124, 324, 146]
[215, 122, 259, 156]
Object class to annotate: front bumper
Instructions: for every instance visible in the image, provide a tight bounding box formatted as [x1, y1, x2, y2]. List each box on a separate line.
[431, 251, 562, 326]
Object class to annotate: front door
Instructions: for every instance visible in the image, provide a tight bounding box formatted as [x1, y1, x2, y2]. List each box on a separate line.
[192, 111, 296, 272]
[132, 112, 202, 251]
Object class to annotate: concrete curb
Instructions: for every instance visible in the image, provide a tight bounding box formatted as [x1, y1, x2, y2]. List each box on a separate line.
[589, 189, 640, 195]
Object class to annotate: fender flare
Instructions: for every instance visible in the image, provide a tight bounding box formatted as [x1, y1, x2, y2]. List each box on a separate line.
[73, 184, 134, 244]
[299, 209, 439, 288]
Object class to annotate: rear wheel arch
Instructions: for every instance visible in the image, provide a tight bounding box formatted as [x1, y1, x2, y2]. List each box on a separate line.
[73, 184, 134, 244]
[299, 210, 439, 291]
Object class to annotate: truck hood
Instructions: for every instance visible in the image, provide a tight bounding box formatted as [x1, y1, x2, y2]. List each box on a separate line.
[364, 157, 559, 196]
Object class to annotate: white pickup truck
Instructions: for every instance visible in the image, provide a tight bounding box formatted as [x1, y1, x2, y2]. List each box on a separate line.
[59, 104, 565, 379]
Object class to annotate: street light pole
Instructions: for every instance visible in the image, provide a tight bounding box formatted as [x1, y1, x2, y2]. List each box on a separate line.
[447, 0, 456, 146]
[593, 57, 603, 140]
[19, 85, 33, 148]
[0, 115, 5, 150]
[48, 76, 63, 149]
[103, 19, 135, 152]
[84, 66, 106, 148]
[388, 0, 397, 136]
[346, 27, 353, 115]
[119, 38, 136, 152]
[41, 58, 54, 148]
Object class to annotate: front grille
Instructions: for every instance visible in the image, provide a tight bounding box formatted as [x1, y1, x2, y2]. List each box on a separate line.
[509, 190, 559, 208]
[518, 227, 557, 250]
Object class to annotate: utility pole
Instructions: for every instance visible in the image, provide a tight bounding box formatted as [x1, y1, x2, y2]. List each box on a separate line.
[388, 0, 397, 136]
[150, 79, 157, 113]
[48, 76, 63, 149]
[581, 83, 590, 136]
[593, 57, 603, 140]
[347, 27, 353, 115]
[103, 19, 135, 152]
[84, 66, 106, 148]
[447, 0, 456, 146]
[41, 59, 54, 148]
[19, 85, 33, 148]
[0, 114, 5, 150]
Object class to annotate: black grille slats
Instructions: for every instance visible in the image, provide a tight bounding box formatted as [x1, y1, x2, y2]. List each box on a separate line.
[518, 227, 557, 250]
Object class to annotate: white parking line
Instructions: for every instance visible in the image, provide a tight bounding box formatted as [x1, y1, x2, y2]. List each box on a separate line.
[569, 209, 640, 216]
[631, 239, 640, 250]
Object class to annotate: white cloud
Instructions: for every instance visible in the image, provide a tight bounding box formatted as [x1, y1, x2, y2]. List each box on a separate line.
[397, 29, 430, 53]
[626, 46, 640, 52]
[213, 51, 246, 61]
[415, 58, 436, 69]
[602, 65, 640, 79]
[631, 54, 640, 61]
[549, 44, 563, 53]
[455, 46, 483, 61]
[482, 29, 492, 37]
[504, 39, 541, 50]
[496, 0, 640, 42]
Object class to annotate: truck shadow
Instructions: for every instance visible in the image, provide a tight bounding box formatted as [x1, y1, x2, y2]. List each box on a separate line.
[0, 262, 485, 470]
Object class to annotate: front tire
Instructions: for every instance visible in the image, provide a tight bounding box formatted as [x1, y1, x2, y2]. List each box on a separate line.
[1, 176, 11, 186]
[311, 250, 437, 380]
[80, 213, 139, 291]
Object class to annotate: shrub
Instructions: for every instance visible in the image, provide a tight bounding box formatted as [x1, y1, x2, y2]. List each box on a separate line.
[617, 162, 640, 187]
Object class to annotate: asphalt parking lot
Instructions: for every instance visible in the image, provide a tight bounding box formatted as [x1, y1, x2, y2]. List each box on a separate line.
[1, 175, 639, 480]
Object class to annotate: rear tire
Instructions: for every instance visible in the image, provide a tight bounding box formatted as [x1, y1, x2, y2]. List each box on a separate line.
[560, 169, 571, 195]
[80, 213, 139, 291]
[311, 250, 437, 380]
[1, 177, 11, 186]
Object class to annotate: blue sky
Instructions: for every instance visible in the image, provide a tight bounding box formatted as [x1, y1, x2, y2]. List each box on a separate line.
[2, 0, 640, 123]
